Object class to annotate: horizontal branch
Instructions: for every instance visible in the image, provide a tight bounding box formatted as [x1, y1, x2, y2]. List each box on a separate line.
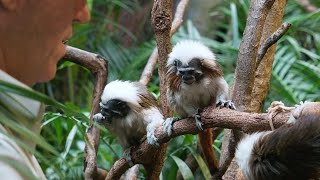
[105, 106, 291, 179]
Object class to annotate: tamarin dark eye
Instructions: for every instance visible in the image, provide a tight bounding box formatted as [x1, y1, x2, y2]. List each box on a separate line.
[173, 60, 178, 66]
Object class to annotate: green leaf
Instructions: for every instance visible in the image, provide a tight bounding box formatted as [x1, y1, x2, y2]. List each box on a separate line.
[186, 147, 211, 180]
[41, 114, 62, 128]
[230, 3, 240, 48]
[171, 155, 195, 180]
[62, 125, 78, 159]
[0, 80, 89, 121]
[0, 113, 59, 155]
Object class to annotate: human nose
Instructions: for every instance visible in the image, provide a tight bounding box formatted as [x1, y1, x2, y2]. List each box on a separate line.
[73, 3, 90, 23]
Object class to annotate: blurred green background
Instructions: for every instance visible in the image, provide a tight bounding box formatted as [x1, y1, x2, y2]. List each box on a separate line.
[28, 0, 320, 179]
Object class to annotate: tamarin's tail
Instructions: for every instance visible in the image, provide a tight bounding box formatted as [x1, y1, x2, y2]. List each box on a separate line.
[199, 128, 218, 174]
[236, 114, 320, 180]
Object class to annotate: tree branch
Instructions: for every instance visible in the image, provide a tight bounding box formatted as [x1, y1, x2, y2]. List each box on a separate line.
[232, 0, 276, 111]
[63, 46, 108, 180]
[296, 0, 318, 12]
[250, 0, 287, 113]
[124, 165, 140, 180]
[140, 0, 189, 85]
[223, 2, 288, 179]
[219, 0, 276, 178]
[256, 22, 291, 68]
[105, 106, 291, 179]
[146, 0, 174, 179]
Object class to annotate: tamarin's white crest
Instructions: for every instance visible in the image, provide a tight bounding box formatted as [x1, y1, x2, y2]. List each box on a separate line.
[93, 80, 163, 150]
[236, 112, 320, 180]
[163, 40, 235, 174]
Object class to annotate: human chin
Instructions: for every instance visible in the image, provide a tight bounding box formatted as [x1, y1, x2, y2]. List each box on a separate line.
[35, 61, 58, 84]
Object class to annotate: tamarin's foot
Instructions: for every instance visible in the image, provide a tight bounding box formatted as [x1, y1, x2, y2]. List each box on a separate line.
[216, 100, 236, 110]
[147, 127, 159, 146]
[123, 147, 134, 166]
[162, 117, 181, 136]
[192, 108, 203, 130]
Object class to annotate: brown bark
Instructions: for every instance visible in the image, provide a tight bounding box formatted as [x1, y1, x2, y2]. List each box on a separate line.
[151, 0, 173, 117]
[146, 1, 173, 179]
[232, 0, 276, 111]
[250, 0, 287, 113]
[140, 0, 189, 86]
[256, 22, 291, 68]
[105, 106, 291, 179]
[63, 46, 108, 180]
[222, 1, 288, 179]
[218, 0, 277, 179]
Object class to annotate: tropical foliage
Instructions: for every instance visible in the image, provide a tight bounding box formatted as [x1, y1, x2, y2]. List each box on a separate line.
[1, 0, 319, 179]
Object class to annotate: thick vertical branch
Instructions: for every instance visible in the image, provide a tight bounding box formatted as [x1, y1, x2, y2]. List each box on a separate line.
[232, 0, 276, 111]
[250, 0, 287, 113]
[149, 0, 173, 179]
[63, 46, 108, 180]
[140, 0, 189, 85]
[217, 0, 276, 179]
[226, 1, 288, 179]
[151, 0, 173, 117]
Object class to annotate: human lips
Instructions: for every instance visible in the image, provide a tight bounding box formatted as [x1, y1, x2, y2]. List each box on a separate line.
[62, 39, 69, 44]
[62, 34, 72, 45]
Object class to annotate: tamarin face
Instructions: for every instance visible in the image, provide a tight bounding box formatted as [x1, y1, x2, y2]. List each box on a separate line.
[167, 40, 223, 90]
[173, 58, 204, 85]
[99, 99, 130, 121]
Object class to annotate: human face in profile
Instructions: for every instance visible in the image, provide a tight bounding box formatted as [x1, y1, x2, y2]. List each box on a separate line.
[0, 0, 90, 85]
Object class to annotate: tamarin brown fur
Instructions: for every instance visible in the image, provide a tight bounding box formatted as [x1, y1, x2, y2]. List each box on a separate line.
[236, 110, 320, 180]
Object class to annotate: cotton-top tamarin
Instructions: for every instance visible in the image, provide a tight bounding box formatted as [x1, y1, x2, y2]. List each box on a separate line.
[163, 40, 235, 174]
[236, 102, 320, 180]
[93, 80, 163, 157]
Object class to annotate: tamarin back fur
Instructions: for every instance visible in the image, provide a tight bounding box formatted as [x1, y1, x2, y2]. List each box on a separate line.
[249, 114, 320, 180]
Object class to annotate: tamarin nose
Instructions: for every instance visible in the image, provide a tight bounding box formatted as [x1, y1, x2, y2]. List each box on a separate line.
[178, 69, 195, 75]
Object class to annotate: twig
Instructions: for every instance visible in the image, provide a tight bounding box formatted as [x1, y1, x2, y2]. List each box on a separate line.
[297, 0, 318, 12]
[139, 0, 189, 85]
[139, 48, 158, 85]
[105, 106, 292, 179]
[63, 46, 108, 180]
[256, 22, 291, 69]
[124, 165, 140, 180]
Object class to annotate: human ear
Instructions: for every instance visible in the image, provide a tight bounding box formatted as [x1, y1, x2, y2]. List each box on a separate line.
[0, 0, 17, 11]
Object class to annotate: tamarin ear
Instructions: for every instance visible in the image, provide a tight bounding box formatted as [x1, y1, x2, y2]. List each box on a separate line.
[0, 0, 17, 11]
